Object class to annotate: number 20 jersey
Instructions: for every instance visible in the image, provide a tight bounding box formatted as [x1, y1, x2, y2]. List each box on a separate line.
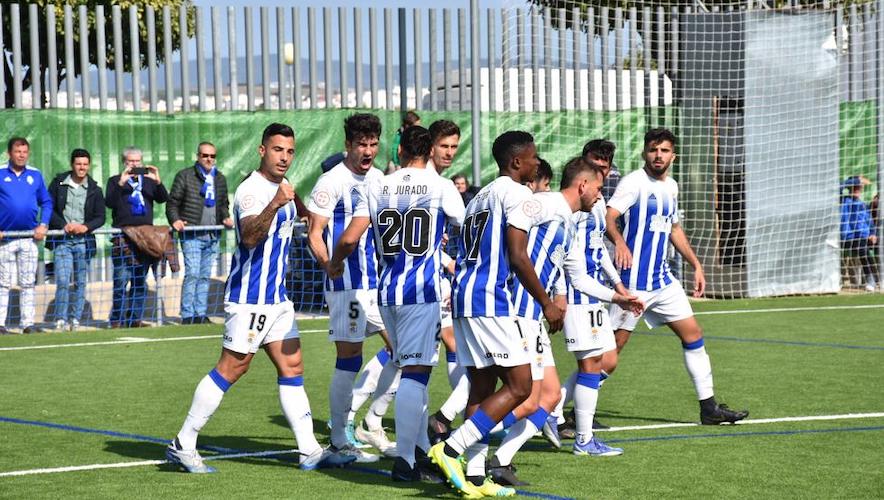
[453, 176, 535, 318]
[357, 167, 465, 306]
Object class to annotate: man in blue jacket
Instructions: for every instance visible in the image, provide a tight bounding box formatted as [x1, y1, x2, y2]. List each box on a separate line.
[841, 176, 879, 291]
[0, 137, 52, 334]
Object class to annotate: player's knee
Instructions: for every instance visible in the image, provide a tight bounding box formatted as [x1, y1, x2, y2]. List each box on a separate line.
[601, 351, 618, 374]
[509, 378, 533, 404]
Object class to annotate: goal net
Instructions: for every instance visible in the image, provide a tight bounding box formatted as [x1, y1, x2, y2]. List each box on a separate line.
[493, 1, 883, 298]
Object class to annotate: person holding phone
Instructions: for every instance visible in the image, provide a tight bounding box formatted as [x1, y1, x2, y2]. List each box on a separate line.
[105, 146, 168, 328]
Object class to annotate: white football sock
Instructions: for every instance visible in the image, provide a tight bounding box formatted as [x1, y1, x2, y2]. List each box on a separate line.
[278, 379, 322, 458]
[439, 372, 470, 422]
[683, 342, 715, 401]
[176, 372, 227, 451]
[395, 377, 427, 467]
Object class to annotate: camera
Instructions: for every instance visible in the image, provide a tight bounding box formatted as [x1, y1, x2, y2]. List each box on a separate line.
[130, 166, 148, 175]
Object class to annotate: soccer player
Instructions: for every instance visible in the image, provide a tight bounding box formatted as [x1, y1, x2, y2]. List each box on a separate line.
[428, 131, 565, 498]
[423, 120, 473, 443]
[328, 125, 465, 481]
[555, 139, 644, 458]
[307, 113, 385, 462]
[552, 139, 630, 439]
[165, 123, 354, 473]
[605, 127, 748, 425]
[526, 158, 553, 193]
[488, 156, 632, 486]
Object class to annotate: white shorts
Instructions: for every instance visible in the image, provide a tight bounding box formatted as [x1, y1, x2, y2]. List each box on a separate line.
[326, 289, 385, 342]
[563, 302, 617, 359]
[379, 303, 441, 367]
[223, 301, 300, 354]
[453, 316, 531, 369]
[516, 317, 555, 380]
[608, 281, 695, 331]
[439, 278, 453, 329]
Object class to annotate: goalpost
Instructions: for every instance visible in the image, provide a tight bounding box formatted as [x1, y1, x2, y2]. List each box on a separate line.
[492, 0, 882, 298]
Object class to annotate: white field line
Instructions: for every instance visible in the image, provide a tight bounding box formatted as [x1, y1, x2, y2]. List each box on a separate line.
[0, 330, 328, 352]
[596, 412, 884, 433]
[3, 301, 883, 352]
[0, 449, 299, 478]
[3, 413, 883, 478]
[694, 304, 884, 315]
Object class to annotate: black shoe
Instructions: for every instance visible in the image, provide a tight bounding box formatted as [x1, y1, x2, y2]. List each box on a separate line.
[414, 446, 444, 483]
[558, 418, 576, 439]
[391, 457, 444, 483]
[427, 411, 452, 445]
[700, 403, 749, 425]
[592, 418, 610, 430]
[181, 317, 195, 325]
[22, 325, 42, 334]
[198, 316, 212, 324]
[0, 326, 9, 335]
[487, 456, 529, 486]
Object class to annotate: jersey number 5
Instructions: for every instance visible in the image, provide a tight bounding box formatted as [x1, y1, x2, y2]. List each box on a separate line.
[377, 208, 432, 256]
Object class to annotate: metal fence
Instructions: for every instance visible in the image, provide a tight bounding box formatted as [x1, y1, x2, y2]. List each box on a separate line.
[0, 225, 326, 332]
[1, 2, 880, 113]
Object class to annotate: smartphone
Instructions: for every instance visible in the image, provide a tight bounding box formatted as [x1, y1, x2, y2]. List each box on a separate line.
[131, 166, 148, 175]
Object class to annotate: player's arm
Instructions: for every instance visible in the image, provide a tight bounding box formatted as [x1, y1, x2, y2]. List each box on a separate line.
[670, 223, 705, 298]
[605, 206, 632, 271]
[306, 212, 332, 272]
[507, 226, 564, 332]
[328, 216, 371, 278]
[240, 183, 294, 249]
[440, 251, 456, 275]
[563, 241, 643, 315]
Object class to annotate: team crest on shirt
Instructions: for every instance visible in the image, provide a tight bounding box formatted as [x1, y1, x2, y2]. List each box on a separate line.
[313, 190, 331, 208]
[522, 199, 542, 218]
[26, 175, 34, 185]
[241, 195, 256, 211]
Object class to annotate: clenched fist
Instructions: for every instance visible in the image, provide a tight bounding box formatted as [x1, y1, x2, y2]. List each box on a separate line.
[271, 182, 295, 210]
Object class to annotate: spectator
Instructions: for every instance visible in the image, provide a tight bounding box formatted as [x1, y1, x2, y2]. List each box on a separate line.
[166, 142, 233, 325]
[0, 137, 52, 334]
[840, 175, 878, 291]
[47, 148, 106, 332]
[387, 110, 420, 172]
[451, 173, 478, 206]
[105, 146, 168, 328]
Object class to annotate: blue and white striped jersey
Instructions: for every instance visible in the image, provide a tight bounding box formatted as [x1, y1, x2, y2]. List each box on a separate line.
[453, 176, 535, 318]
[511, 192, 576, 321]
[224, 172, 298, 305]
[607, 169, 679, 291]
[307, 162, 382, 292]
[357, 167, 465, 306]
[566, 199, 609, 305]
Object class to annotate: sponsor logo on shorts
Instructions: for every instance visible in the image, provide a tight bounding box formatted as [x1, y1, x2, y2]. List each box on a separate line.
[485, 351, 509, 360]
[565, 338, 576, 344]
[400, 352, 423, 360]
[223, 334, 233, 342]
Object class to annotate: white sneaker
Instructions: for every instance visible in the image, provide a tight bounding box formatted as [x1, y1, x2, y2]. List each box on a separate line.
[165, 439, 216, 473]
[334, 443, 380, 463]
[55, 320, 66, 332]
[355, 423, 397, 457]
[300, 446, 357, 470]
[865, 284, 876, 292]
[69, 320, 80, 332]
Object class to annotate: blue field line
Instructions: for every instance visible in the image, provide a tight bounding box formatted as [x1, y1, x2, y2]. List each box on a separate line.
[0, 416, 237, 454]
[602, 425, 884, 444]
[634, 331, 884, 351]
[0, 415, 574, 500]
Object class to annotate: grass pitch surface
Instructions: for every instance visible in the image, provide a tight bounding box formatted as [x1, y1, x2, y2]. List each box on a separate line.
[1, 294, 882, 499]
